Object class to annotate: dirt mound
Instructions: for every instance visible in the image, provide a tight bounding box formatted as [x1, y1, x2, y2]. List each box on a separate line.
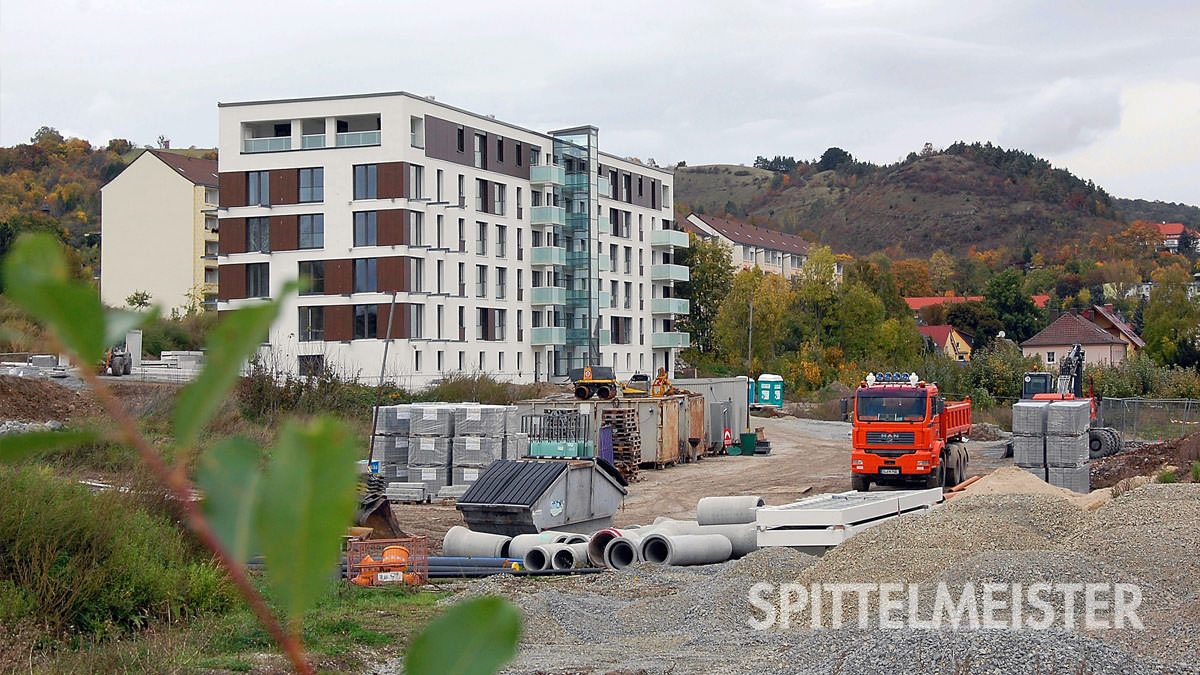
[962, 465, 1111, 509]
[1091, 434, 1200, 488]
[0, 375, 101, 423]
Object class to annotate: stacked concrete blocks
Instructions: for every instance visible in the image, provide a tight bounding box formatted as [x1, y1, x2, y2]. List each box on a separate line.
[372, 404, 411, 483]
[452, 404, 507, 491]
[409, 404, 455, 496]
[1011, 399, 1092, 493]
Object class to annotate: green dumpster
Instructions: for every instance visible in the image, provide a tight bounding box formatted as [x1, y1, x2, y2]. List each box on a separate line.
[739, 432, 757, 456]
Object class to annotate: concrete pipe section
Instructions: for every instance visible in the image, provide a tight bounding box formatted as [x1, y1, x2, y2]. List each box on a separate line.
[696, 496, 765, 526]
[561, 533, 590, 545]
[552, 543, 589, 570]
[642, 519, 760, 558]
[587, 528, 627, 566]
[524, 544, 566, 572]
[443, 526, 512, 558]
[508, 531, 572, 560]
[641, 533, 733, 566]
[603, 536, 643, 570]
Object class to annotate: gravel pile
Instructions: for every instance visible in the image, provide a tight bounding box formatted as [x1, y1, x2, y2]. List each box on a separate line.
[0, 419, 66, 435]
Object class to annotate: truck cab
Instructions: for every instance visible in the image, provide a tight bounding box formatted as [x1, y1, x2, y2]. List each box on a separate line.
[850, 372, 970, 491]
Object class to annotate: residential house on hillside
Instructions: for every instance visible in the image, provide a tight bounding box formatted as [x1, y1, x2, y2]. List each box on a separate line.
[1154, 222, 1199, 253]
[1020, 311, 1129, 367]
[101, 150, 219, 312]
[918, 325, 974, 362]
[683, 212, 842, 280]
[1081, 304, 1145, 353]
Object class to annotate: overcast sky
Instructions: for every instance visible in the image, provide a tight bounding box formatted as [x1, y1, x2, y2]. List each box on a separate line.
[3, 0, 1199, 205]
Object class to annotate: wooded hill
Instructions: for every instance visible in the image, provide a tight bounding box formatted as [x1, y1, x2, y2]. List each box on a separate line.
[674, 143, 1197, 258]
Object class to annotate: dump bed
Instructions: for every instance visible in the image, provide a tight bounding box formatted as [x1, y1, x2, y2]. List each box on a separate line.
[939, 400, 972, 440]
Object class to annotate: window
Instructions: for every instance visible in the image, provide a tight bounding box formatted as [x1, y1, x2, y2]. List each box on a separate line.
[638, 176, 644, 197]
[436, 260, 443, 294]
[458, 218, 465, 251]
[409, 304, 424, 339]
[517, 269, 523, 300]
[247, 171, 269, 205]
[457, 262, 465, 296]
[299, 306, 324, 341]
[496, 225, 507, 258]
[436, 169, 443, 203]
[496, 267, 506, 299]
[298, 261, 324, 295]
[354, 305, 377, 339]
[474, 133, 486, 169]
[353, 212, 377, 246]
[516, 228, 523, 260]
[246, 263, 269, 298]
[414, 352, 421, 371]
[624, 282, 632, 309]
[476, 178, 487, 212]
[496, 137, 504, 163]
[408, 164, 424, 199]
[457, 175, 465, 206]
[408, 257, 424, 292]
[517, 310, 523, 342]
[493, 183, 506, 216]
[354, 164, 377, 200]
[436, 214, 444, 248]
[354, 258, 377, 293]
[204, 267, 217, 283]
[409, 212, 424, 246]
[246, 217, 269, 252]
[299, 354, 324, 376]
[662, 184, 670, 207]
[298, 168, 323, 202]
[299, 214, 323, 249]
[410, 116, 425, 148]
[530, 146, 539, 166]
[476, 222, 487, 255]
[516, 187, 523, 220]
[456, 126, 465, 153]
[476, 265, 487, 297]
[624, 246, 632, 275]
[516, 143, 523, 166]
[1046, 352, 1056, 364]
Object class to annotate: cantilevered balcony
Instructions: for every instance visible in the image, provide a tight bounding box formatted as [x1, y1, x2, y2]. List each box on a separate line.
[651, 298, 690, 315]
[530, 164, 565, 186]
[650, 264, 689, 283]
[531, 327, 566, 345]
[651, 229, 689, 249]
[530, 286, 566, 306]
[531, 206, 566, 226]
[652, 331, 691, 349]
[530, 246, 566, 266]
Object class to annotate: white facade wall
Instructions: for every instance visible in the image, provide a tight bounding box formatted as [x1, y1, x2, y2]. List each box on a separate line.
[217, 92, 680, 388]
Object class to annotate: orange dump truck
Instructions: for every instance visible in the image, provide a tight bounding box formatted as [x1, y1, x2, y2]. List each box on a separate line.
[850, 372, 971, 491]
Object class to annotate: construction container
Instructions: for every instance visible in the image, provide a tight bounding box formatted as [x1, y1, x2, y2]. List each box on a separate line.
[757, 374, 784, 408]
[676, 377, 750, 452]
[456, 458, 628, 536]
[686, 394, 706, 454]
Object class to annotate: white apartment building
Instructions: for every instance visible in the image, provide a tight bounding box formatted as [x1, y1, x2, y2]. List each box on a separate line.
[684, 212, 811, 278]
[216, 91, 688, 388]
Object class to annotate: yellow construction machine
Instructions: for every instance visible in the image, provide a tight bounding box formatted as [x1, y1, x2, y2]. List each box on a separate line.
[571, 366, 682, 400]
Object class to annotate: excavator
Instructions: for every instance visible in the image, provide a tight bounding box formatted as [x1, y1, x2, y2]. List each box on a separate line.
[1019, 343, 1122, 459]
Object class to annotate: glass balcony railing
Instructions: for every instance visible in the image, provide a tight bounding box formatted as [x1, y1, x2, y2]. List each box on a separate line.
[530, 164, 565, 185]
[599, 329, 611, 346]
[243, 136, 291, 153]
[652, 332, 691, 349]
[301, 134, 326, 149]
[651, 229, 690, 249]
[530, 246, 566, 266]
[651, 298, 690, 315]
[598, 176, 611, 197]
[530, 286, 566, 306]
[651, 264, 689, 282]
[336, 131, 381, 147]
[599, 291, 612, 308]
[565, 173, 589, 190]
[598, 254, 611, 272]
[531, 327, 566, 345]
[598, 214, 610, 235]
[531, 206, 566, 225]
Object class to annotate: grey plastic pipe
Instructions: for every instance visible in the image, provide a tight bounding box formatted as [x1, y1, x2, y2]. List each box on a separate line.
[508, 531, 572, 560]
[442, 526, 512, 558]
[641, 533, 733, 566]
[696, 496, 765, 525]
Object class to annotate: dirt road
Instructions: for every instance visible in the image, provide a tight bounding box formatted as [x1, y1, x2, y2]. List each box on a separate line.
[391, 414, 1012, 550]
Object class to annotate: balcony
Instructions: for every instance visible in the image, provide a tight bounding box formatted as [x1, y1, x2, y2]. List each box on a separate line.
[599, 291, 612, 308]
[598, 254, 611, 272]
[530, 164, 565, 186]
[336, 131, 381, 147]
[565, 173, 589, 190]
[599, 329, 611, 346]
[530, 246, 566, 266]
[651, 229, 690, 249]
[652, 331, 691, 349]
[598, 176, 611, 197]
[243, 136, 291, 153]
[598, 213, 610, 235]
[531, 206, 566, 226]
[531, 327, 566, 345]
[301, 134, 325, 149]
[652, 297, 690, 315]
[530, 286, 566, 306]
[651, 264, 689, 283]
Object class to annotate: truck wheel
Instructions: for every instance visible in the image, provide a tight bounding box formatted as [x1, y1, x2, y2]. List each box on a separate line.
[596, 385, 614, 400]
[851, 474, 870, 492]
[1103, 428, 1123, 457]
[123, 357, 132, 375]
[574, 385, 592, 400]
[1088, 430, 1105, 459]
[110, 357, 123, 377]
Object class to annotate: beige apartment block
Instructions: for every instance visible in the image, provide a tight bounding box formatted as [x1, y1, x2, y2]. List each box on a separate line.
[101, 150, 219, 312]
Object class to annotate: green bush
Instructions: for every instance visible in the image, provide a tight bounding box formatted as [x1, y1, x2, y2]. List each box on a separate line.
[0, 466, 235, 635]
[139, 312, 216, 357]
[1192, 461, 1200, 483]
[1157, 469, 1177, 484]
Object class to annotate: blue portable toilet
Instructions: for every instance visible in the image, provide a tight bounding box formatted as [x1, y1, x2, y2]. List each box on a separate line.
[757, 374, 784, 408]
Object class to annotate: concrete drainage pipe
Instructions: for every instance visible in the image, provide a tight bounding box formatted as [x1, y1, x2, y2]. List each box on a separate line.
[508, 531, 572, 560]
[443, 526, 512, 558]
[561, 534, 590, 545]
[603, 536, 643, 570]
[524, 544, 564, 572]
[641, 533, 733, 566]
[645, 519, 759, 558]
[588, 528, 632, 566]
[552, 543, 589, 570]
[696, 496, 765, 525]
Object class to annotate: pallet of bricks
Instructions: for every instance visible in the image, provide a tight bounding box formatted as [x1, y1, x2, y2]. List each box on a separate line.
[449, 405, 513, 498]
[406, 404, 455, 500]
[1012, 399, 1091, 492]
[373, 404, 413, 498]
[602, 407, 640, 481]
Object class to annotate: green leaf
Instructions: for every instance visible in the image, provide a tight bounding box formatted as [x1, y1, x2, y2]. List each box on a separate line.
[0, 430, 97, 463]
[256, 417, 359, 627]
[172, 284, 294, 447]
[405, 596, 521, 675]
[2, 234, 106, 362]
[196, 437, 264, 564]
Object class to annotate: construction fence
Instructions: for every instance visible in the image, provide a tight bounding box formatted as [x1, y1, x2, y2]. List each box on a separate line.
[1097, 397, 1200, 443]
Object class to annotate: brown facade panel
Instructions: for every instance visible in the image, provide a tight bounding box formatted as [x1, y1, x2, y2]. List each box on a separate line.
[269, 169, 298, 205]
[324, 305, 353, 341]
[377, 161, 406, 199]
[326, 259, 353, 294]
[377, 302, 410, 339]
[423, 116, 536, 179]
[377, 209, 407, 246]
[218, 171, 246, 207]
[219, 218, 246, 254]
[218, 264, 246, 301]
[269, 214, 299, 251]
[378, 256, 409, 293]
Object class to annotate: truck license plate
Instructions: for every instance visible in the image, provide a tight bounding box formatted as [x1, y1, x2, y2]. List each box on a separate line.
[879, 468, 900, 475]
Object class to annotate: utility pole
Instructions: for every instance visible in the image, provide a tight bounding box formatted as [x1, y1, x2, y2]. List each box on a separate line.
[746, 298, 754, 433]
